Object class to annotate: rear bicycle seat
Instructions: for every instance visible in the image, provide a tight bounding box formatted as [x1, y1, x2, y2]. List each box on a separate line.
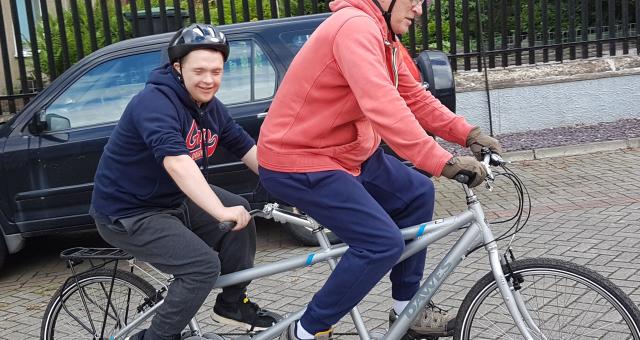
[60, 247, 133, 261]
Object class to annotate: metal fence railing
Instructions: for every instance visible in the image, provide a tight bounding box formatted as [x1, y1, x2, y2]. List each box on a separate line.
[1, 0, 638, 118]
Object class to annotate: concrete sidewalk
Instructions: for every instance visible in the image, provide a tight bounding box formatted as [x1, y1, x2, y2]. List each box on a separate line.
[1, 146, 639, 338]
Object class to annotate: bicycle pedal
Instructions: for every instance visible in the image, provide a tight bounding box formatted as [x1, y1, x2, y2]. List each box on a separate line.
[182, 335, 227, 340]
[403, 336, 438, 340]
[404, 330, 440, 340]
[181, 330, 228, 340]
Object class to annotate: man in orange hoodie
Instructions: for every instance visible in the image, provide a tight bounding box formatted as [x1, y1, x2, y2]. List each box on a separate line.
[258, 0, 501, 337]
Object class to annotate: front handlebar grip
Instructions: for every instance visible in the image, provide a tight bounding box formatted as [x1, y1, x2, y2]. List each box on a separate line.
[218, 221, 236, 232]
[454, 174, 470, 184]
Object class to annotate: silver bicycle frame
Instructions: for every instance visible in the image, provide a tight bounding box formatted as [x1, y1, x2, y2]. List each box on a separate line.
[113, 188, 540, 340]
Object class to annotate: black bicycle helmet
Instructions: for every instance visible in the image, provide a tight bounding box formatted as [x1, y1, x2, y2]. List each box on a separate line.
[168, 23, 229, 62]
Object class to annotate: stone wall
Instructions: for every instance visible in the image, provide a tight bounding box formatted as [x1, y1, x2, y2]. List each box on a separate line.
[454, 55, 640, 134]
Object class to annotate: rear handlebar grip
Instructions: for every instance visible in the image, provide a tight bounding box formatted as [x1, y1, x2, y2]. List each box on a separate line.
[218, 221, 236, 232]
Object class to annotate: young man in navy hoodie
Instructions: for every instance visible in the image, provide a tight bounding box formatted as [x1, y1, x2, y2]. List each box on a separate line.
[90, 24, 279, 340]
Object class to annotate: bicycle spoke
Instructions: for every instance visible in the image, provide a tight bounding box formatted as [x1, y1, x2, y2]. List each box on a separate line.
[44, 271, 155, 340]
[98, 281, 125, 328]
[459, 259, 640, 340]
[59, 300, 96, 335]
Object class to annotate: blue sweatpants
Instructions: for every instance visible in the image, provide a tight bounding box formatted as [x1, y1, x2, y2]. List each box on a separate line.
[259, 149, 435, 333]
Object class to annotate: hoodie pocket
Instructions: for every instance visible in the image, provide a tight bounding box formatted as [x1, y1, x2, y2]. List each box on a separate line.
[332, 118, 377, 162]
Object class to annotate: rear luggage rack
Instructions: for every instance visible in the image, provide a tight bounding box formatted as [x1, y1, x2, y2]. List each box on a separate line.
[60, 247, 133, 261]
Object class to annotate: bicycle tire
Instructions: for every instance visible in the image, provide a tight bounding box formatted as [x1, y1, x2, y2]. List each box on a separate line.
[454, 258, 640, 340]
[41, 268, 160, 340]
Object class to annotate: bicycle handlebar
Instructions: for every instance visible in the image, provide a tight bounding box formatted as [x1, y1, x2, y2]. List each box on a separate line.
[218, 205, 314, 232]
[453, 148, 507, 186]
[217, 221, 237, 232]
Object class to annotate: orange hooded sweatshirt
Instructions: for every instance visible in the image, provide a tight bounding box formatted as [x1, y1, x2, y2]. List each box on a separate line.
[257, 0, 474, 176]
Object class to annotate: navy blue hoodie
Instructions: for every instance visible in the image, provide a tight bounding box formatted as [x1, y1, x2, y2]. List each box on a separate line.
[91, 64, 254, 221]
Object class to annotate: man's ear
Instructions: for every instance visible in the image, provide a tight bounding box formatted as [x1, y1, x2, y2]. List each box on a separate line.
[172, 62, 183, 80]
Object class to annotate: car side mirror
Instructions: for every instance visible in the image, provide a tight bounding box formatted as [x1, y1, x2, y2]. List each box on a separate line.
[30, 110, 48, 134]
[46, 113, 71, 132]
[30, 110, 71, 134]
[415, 50, 456, 113]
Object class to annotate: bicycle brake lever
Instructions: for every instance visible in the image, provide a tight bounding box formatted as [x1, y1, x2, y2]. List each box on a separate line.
[485, 176, 494, 191]
[490, 153, 509, 166]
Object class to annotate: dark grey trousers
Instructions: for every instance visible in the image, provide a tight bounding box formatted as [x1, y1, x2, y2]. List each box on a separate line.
[95, 185, 256, 340]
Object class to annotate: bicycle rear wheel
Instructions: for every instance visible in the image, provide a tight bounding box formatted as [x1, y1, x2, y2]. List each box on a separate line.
[455, 258, 640, 340]
[41, 268, 159, 340]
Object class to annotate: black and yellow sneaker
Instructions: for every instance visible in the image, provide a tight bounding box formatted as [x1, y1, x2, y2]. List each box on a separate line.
[212, 294, 281, 332]
[279, 321, 333, 340]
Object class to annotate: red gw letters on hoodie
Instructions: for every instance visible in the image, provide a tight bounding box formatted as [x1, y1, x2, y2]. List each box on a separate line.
[186, 120, 218, 160]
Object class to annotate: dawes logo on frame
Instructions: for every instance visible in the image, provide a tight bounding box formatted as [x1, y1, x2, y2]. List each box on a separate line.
[186, 120, 218, 160]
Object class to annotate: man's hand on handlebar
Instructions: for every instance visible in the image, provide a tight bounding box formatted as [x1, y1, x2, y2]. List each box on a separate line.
[215, 206, 251, 232]
[441, 156, 487, 188]
[466, 127, 503, 161]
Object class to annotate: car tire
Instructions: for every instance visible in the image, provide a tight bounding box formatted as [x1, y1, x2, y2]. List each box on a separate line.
[0, 233, 7, 271]
[282, 221, 341, 246]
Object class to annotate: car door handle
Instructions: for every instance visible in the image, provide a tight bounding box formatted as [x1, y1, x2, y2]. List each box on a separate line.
[257, 112, 268, 119]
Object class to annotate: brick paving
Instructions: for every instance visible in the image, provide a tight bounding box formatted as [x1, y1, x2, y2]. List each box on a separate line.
[1, 148, 639, 339]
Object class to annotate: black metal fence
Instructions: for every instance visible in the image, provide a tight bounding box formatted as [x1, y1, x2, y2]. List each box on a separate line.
[1, 0, 638, 117]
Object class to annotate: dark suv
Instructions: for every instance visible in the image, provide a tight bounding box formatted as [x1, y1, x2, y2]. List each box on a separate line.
[0, 13, 456, 269]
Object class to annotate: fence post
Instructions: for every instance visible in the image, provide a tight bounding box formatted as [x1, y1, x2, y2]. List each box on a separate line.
[569, 0, 576, 60]
[9, 0, 28, 94]
[432, 0, 441, 50]
[528, 0, 535, 64]
[100, 0, 112, 46]
[595, 0, 603, 57]
[448, 0, 457, 71]
[203, 0, 211, 23]
[85, 0, 99, 51]
[39, 0, 57, 80]
[0, 2, 16, 113]
[581, 0, 588, 58]
[608, 0, 616, 56]
[621, 0, 629, 54]
[542, 0, 548, 62]
[25, 0, 43, 91]
[70, 0, 85, 59]
[115, 0, 126, 40]
[461, 0, 470, 70]
[555, 0, 562, 62]
[514, 0, 522, 66]
[487, 0, 496, 68]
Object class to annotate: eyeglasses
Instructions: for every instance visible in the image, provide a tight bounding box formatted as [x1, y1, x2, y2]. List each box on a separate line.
[410, 0, 425, 7]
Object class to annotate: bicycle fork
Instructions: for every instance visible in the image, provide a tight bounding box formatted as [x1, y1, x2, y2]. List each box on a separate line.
[477, 231, 549, 340]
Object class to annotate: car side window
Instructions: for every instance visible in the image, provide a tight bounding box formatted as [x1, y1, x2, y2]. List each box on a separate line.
[218, 40, 276, 105]
[45, 51, 161, 132]
[279, 30, 313, 54]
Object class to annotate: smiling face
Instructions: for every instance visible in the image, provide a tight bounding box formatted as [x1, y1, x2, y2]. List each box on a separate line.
[383, 0, 424, 35]
[173, 49, 225, 105]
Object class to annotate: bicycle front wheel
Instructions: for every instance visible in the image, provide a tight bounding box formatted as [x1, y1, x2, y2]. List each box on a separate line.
[455, 258, 640, 340]
[41, 268, 159, 340]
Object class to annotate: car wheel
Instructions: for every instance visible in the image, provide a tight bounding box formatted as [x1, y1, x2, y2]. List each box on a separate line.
[0, 233, 7, 271]
[282, 221, 341, 246]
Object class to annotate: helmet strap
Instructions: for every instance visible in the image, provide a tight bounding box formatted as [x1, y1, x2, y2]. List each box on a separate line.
[371, 0, 398, 41]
